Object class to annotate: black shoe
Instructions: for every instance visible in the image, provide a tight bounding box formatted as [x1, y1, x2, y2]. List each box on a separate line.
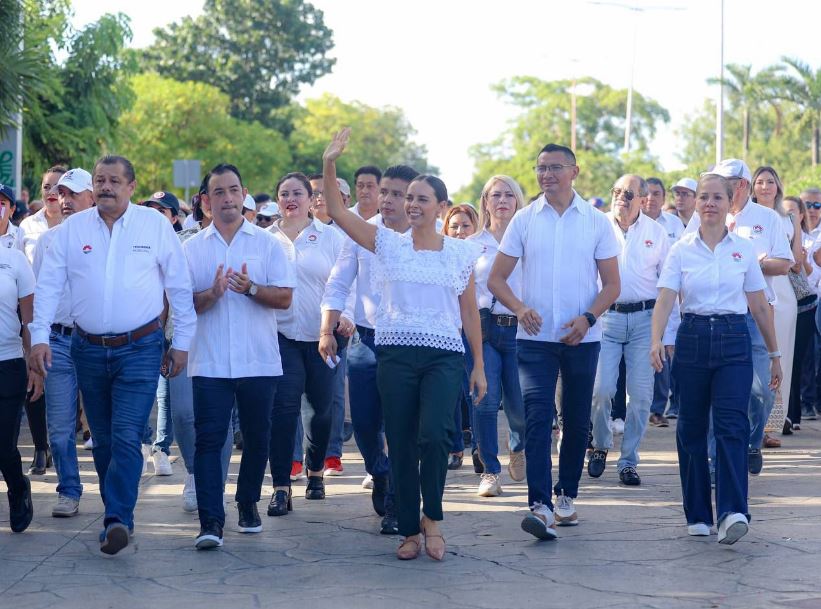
[748, 448, 763, 475]
[462, 429, 473, 447]
[380, 512, 399, 535]
[195, 521, 224, 550]
[8, 476, 33, 533]
[619, 466, 641, 486]
[447, 453, 463, 470]
[471, 448, 484, 474]
[587, 449, 607, 478]
[782, 417, 793, 435]
[237, 502, 262, 533]
[28, 449, 50, 475]
[233, 430, 243, 450]
[342, 421, 354, 443]
[267, 488, 292, 516]
[305, 475, 325, 500]
[100, 521, 130, 555]
[371, 475, 388, 517]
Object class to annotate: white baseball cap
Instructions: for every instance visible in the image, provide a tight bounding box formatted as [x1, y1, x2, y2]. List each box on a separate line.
[243, 194, 256, 211]
[257, 203, 278, 218]
[671, 178, 698, 194]
[711, 159, 752, 182]
[57, 168, 93, 194]
[336, 178, 351, 197]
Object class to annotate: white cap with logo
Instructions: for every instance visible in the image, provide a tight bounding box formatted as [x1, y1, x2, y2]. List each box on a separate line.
[672, 178, 698, 194]
[57, 168, 93, 194]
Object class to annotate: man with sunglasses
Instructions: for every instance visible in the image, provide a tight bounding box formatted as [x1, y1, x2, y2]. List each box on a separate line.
[588, 175, 676, 486]
[256, 203, 278, 228]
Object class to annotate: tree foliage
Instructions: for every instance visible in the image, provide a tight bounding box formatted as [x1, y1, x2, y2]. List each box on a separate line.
[140, 0, 335, 129]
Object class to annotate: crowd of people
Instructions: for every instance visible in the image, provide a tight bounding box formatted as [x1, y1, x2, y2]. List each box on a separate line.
[0, 127, 817, 559]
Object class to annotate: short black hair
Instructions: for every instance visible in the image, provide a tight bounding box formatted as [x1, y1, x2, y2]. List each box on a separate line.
[205, 163, 243, 193]
[382, 165, 419, 184]
[253, 193, 272, 204]
[355, 166, 382, 183]
[646, 177, 665, 193]
[538, 144, 576, 165]
[307, 173, 323, 182]
[410, 175, 448, 203]
[95, 155, 136, 183]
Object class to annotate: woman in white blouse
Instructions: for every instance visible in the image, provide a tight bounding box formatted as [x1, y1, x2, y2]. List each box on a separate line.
[267, 172, 347, 516]
[651, 173, 781, 545]
[321, 129, 486, 561]
[468, 176, 527, 497]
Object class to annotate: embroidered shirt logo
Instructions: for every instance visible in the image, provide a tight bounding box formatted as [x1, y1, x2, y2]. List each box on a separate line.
[132, 245, 151, 253]
[644, 239, 654, 248]
[732, 252, 743, 261]
[82, 245, 92, 254]
[753, 224, 763, 234]
[307, 234, 317, 242]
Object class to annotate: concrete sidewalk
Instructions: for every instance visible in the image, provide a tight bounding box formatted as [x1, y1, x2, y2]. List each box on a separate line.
[1, 418, 820, 609]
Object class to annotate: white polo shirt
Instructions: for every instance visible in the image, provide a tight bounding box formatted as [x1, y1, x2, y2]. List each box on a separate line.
[0, 247, 35, 361]
[655, 211, 685, 244]
[30, 203, 196, 350]
[17, 207, 58, 262]
[271, 218, 346, 342]
[1, 223, 19, 250]
[471, 228, 522, 315]
[684, 199, 794, 302]
[498, 191, 621, 343]
[32, 226, 72, 328]
[184, 220, 296, 378]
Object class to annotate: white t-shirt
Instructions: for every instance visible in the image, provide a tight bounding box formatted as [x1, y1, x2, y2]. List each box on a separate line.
[1, 223, 19, 250]
[470, 228, 522, 315]
[32, 227, 72, 327]
[655, 211, 685, 244]
[0, 247, 35, 361]
[17, 207, 57, 262]
[372, 226, 481, 353]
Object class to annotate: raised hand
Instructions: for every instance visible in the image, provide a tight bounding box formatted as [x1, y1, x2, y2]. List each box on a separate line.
[323, 128, 351, 162]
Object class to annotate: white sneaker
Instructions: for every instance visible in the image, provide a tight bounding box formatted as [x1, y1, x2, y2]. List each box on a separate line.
[611, 418, 625, 435]
[182, 474, 198, 513]
[477, 473, 503, 497]
[508, 450, 525, 482]
[687, 523, 711, 536]
[141, 445, 151, 475]
[718, 513, 748, 545]
[83, 437, 93, 450]
[521, 503, 557, 540]
[52, 494, 80, 518]
[554, 492, 578, 526]
[361, 474, 374, 489]
[152, 451, 173, 476]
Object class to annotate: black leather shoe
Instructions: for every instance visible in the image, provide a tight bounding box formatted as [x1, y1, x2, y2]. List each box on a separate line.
[748, 448, 763, 475]
[305, 475, 325, 500]
[237, 502, 262, 533]
[267, 488, 292, 516]
[28, 449, 50, 475]
[380, 512, 399, 535]
[619, 466, 641, 486]
[472, 448, 484, 474]
[587, 449, 607, 478]
[372, 475, 388, 517]
[8, 476, 33, 533]
[195, 521, 223, 550]
[447, 453, 463, 470]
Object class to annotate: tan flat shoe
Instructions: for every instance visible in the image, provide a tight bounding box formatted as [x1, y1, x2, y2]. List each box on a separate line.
[396, 535, 421, 560]
[420, 517, 446, 561]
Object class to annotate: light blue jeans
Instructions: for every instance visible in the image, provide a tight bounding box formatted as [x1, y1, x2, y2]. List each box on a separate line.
[590, 309, 654, 470]
[44, 332, 83, 500]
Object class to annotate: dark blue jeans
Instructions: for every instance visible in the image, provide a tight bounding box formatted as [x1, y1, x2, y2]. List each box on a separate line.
[0, 358, 27, 496]
[517, 340, 600, 510]
[71, 327, 164, 530]
[269, 334, 336, 486]
[192, 375, 278, 528]
[673, 314, 752, 527]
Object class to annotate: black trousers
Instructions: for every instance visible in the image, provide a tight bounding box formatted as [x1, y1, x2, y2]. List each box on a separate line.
[0, 358, 28, 494]
[789, 306, 817, 425]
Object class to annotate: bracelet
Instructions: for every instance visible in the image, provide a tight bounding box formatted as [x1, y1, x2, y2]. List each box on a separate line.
[319, 331, 334, 337]
[767, 351, 781, 359]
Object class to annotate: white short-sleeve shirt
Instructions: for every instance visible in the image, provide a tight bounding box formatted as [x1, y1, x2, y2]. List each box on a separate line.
[657, 231, 767, 315]
[498, 191, 621, 343]
[184, 220, 297, 378]
[1, 223, 19, 250]
[17, 207, 55, 262]
[0, 247, 36, 360]
[655, 211, 685, 244]
[470, 228, 522, 315]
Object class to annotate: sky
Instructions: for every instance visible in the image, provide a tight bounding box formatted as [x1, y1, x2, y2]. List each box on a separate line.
[72, 0, 821, 191]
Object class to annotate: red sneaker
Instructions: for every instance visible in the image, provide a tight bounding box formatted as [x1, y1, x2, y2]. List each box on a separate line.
[290, 461, 304, 481]
[324, 456, 343, 476]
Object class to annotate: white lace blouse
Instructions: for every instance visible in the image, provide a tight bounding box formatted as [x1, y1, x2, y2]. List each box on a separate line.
[372, 226, 482, 352]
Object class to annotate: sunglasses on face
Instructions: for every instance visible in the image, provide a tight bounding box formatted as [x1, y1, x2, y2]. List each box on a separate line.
[806, 202, 821, 210]
[256, 215, 273, 223]
[611, 187, 635, 201]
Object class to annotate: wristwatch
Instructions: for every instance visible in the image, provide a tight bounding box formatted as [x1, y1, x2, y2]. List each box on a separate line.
[245, 281, 258, 297]
[583, 311, 597, 328]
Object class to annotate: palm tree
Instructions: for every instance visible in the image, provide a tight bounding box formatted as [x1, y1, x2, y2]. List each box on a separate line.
[708, 64, 782, 161]
[779, 57, 821, 167]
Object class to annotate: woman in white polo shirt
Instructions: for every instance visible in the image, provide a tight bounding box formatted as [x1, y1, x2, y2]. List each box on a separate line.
[322, 129, 486, 561]
[267, 172, 347, 515]
[651, 173, 781, 545]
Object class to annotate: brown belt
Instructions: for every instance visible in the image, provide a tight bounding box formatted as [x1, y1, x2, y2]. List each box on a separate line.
[491, 313, 518, 327]
[76, 319, 161, 348]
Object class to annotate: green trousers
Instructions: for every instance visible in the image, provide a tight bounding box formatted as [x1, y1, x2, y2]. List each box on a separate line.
[376, 344, 465, 537]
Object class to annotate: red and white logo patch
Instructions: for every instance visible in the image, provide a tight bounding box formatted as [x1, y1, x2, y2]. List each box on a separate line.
[152, 191, 165, 200]
[644, 239, 654, 248]
[307, 234, 317, 242]
[753, 224, 763, 234]
[82, 244, 92, 254]
[732, 252, 743, 261]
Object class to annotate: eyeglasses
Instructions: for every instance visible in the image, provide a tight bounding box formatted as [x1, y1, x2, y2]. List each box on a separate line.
[806, 202, 821, 209]
[611, 187, 635, 201]
[534, 164, 575, 174]
[256, 215, 273, 223]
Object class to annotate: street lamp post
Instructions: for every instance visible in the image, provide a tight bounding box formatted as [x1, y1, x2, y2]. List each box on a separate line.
[716, 0, 725, 164]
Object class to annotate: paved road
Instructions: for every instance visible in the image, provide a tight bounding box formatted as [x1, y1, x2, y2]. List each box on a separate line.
[2, 418, 820, 609]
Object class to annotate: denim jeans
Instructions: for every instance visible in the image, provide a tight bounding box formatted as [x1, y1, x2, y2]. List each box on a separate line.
[0, 358, 27, 496]
[650, 356, 673, 416]
[192, 376, 278, 528]
[169, 367, 232, 477]
[746, 312, 775, 448]
[591, 309, 654, 470]
[518, 340, 600, 509]
[44, 332, 83, 499]
[673, 314, 751, 526]
[152, 373, 173, 455]
[348, 327, 390, 478]
[474, 322, 525, 474]
[270, 334, 335, 485]
[71, 327, 164, 530]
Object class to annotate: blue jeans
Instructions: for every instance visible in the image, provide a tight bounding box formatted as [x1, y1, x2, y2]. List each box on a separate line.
[192, 376, 278, 528]
[746, 312, 775, 448]
[152, 373, 173, 455]
[474, 322, 525, 474]
[591, 309, 654, 470]
[44, 332, 82, 500]
[517, 340, 600, 509]
[348, 327, 390, 478]
[673, 314, 751, 526]
[270, 334, 335, 485]
[650, 356, 675, 416]
[71, 327, 164, 530]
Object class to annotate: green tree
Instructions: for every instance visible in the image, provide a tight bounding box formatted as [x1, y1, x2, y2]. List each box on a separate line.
[140, 0, 335, 129]
[779, 57, 821, 167]
[117, 73, 292, 200]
